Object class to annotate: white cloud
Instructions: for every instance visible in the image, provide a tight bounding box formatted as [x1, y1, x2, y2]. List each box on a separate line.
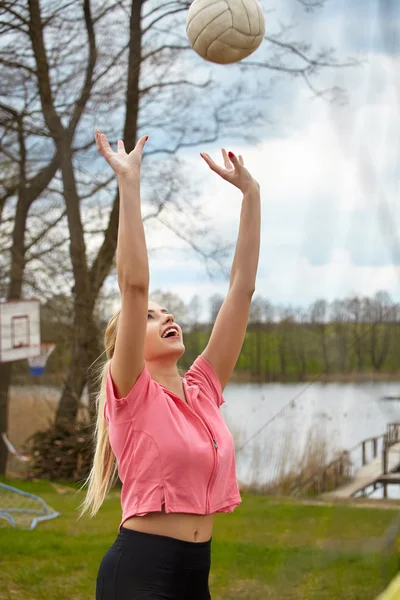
[147, 7, 400, 309]
[258, 250, 400, 306]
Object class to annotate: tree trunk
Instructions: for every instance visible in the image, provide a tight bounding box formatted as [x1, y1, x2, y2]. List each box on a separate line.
[55, 305, 100, 424]
[56, 0, 144, 423]
[0, 362, 13, 475]
[256, 327, 262, 377]
[319, 325, 330, 374]
[370, 325, 391, 372]
[353, 324, 364, 371]
[0, 118, 29, 475]
[278, 337, 287, 378]
[0, 210, 26, 474]
[335, 323, 348, 372]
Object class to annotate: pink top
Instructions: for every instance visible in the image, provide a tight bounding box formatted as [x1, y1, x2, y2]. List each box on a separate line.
[104, 355, 241, 529]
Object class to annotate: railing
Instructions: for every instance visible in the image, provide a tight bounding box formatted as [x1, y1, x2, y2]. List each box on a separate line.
[292, 422, 400, 497]
[358, 435, 382, 466]
[292, 451, 352, 496]
[387, 422, 400, 446]
[382, 422, 400, 475]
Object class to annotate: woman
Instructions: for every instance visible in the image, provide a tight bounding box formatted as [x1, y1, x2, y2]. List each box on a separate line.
[80, 130, 261, 599]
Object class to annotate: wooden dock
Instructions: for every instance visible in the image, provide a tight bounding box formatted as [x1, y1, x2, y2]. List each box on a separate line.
[323, 441, 400, 499]
[294, 422, 400, 499]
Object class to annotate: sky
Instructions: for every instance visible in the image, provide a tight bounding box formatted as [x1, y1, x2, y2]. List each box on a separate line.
[143, 0, 400, 319]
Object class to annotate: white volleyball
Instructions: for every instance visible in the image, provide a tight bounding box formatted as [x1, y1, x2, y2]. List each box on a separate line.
[186, 0, 265, 65]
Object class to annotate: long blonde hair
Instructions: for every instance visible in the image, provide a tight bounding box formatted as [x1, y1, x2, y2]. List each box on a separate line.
[78, 310, 121, 518]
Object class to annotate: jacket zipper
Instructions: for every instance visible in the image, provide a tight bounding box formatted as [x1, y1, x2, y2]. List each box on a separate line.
[194, 399, 219, 513]
[206, 437, 219, 512]
[173, 388, 219, 513]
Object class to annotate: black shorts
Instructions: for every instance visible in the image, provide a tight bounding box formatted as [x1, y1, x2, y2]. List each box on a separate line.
[96, 527, 212, 599]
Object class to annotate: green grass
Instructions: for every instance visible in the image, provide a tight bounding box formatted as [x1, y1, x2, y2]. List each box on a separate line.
[0, 478, 399, 599]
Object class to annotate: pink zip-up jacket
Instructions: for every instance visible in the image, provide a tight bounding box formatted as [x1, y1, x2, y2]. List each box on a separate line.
[104, 354, 241, 529]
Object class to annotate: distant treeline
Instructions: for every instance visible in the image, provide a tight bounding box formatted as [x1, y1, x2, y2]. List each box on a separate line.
[180, 291, 400, 380]
[179, 322, 399, 381]
[12, 290, 400, 384]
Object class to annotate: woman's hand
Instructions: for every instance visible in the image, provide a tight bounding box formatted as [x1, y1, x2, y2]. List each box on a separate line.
[95, 129, 148, 178]
[200, 149, 259, 194]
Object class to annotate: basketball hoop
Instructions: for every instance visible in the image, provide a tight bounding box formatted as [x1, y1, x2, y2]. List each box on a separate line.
[28, 343, 56, 376]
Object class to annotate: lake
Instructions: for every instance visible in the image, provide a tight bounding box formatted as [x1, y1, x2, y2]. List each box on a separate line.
[10, 380, 400, 499]
[221, 380, 400, 499]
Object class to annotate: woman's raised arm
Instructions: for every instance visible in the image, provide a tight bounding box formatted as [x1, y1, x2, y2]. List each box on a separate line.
[95, 130, 149, 398]
[200, 149, 261, 391]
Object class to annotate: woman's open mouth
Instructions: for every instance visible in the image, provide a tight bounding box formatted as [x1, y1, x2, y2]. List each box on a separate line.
[161, 326, 180, 339]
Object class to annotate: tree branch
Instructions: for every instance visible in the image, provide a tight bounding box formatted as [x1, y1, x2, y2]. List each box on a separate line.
[68, 0, 98, 136]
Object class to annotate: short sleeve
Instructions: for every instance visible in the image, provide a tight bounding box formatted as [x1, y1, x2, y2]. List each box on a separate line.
[104, 364, 155, 422]
[185, 354, 225, 408]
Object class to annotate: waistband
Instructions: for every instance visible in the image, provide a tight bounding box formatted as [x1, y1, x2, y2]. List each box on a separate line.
[112, 527, 212, 569]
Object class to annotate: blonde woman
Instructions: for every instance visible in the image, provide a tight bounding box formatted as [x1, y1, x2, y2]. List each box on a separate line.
[81, 130, 261, 599]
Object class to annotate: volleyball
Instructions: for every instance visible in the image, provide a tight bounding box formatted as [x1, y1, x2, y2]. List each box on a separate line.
[186, 0, 265, 65]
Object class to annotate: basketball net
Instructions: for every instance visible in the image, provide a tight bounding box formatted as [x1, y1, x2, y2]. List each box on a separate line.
[27, 342, 56, 376]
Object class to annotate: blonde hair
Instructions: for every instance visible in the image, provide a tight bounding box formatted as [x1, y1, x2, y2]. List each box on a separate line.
[78, 310, 121, 518]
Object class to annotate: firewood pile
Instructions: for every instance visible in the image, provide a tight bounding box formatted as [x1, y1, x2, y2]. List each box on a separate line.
[26, 421, 93, 481]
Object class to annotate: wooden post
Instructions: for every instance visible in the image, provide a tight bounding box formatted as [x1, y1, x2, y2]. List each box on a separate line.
[362, 441, 366, 466]
[373, 438, 377, 458]
[383, 482, 387, 498]
[382, 434, 388, 474]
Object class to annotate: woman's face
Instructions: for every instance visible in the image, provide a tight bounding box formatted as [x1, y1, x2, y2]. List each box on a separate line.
[144, 301, 185, 362]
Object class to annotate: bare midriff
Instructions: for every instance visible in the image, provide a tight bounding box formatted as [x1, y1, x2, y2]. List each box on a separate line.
[122, 510, 215, 543]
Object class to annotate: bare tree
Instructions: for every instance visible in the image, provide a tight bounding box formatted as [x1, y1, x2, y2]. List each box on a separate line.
[276, 305, 295, 379]
[248, 296, 264, 324]
[290, 308, 308, 380]
[209, 293, 224, 324]
[331, 298, 351, 373]
[0, 98, 62, 473]
[248, 295, 269, 377]
[310, 298, 330, 374]
[188, 294, 202, 332]
[347, 296, 367, 372]
[364, 292, 393, 372]
[0, 0, 354, 435]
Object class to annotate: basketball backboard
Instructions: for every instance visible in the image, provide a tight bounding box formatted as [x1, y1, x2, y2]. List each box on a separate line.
[0, 300, 41, 362]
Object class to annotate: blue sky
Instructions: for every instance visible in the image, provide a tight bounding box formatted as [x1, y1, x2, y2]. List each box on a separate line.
[141, 0, 400, 318]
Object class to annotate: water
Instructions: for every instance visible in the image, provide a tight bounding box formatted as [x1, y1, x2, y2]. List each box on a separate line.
[13, 381, 400, 499]
[221, 381, 400, 499]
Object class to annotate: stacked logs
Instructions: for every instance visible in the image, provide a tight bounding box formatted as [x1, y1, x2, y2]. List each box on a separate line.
[26, 421, 93, 482]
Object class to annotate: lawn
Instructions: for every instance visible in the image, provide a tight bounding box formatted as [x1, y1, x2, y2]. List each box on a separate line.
[0, 478, 399, 599]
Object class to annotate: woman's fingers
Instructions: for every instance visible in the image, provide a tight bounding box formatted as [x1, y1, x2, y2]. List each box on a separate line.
[134, 135, 149, 156]
[95, 131, 150, 160]
[95, 130, 102, 154]
[201, 148, 254, 192]
[95, 129, 123, 157]
[221, 149, 231, 170]
[95, 132, 108, 157]
[228, 151, 240, 168]
[96, 131, 113, 160]
[201, 149, 246, 181]
[200, 152, 227, 178]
